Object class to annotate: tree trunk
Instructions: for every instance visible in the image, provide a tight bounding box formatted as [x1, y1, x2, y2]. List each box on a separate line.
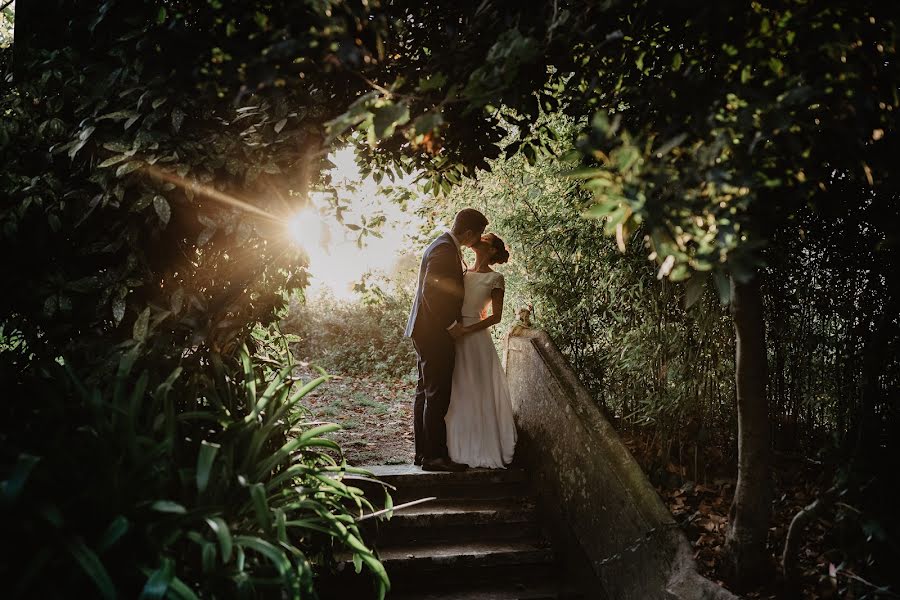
[724, 273, 772, 587]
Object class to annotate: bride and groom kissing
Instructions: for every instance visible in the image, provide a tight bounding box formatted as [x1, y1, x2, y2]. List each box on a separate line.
[404, 209, 517, 473]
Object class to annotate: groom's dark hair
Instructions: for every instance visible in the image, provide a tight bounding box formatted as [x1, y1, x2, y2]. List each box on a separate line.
[451, 208, 488, 234]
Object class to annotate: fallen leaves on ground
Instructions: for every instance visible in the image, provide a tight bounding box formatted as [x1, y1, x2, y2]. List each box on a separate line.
[623, 428, 840, 599]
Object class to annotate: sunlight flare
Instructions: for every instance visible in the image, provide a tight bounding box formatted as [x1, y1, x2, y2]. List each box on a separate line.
[287, 208, 326, 250]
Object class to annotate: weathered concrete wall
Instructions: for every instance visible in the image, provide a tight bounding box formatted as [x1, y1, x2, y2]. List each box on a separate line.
[504, 327, 737, 600]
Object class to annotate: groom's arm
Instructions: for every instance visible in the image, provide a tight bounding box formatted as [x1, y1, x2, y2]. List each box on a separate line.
[421, 243, 463, 331]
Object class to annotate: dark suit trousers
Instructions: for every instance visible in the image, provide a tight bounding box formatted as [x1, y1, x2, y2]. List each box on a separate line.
[412, 334, 455, 460]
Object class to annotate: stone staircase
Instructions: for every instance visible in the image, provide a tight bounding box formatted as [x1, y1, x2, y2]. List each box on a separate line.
[321, 464, 582, 599]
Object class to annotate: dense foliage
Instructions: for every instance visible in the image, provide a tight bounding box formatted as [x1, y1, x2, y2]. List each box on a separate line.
[431, 116, 897, 595]
[3, 0, 898, 597]
[283, 281, 417, 381]
[1, 340, 387, 598]
[1, 2, 397, 597]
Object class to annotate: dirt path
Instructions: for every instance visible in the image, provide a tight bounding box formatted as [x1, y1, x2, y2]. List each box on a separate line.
[293, 364, 416, 466]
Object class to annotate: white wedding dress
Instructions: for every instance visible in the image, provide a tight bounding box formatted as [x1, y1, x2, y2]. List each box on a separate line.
[445, 271, 517, 468]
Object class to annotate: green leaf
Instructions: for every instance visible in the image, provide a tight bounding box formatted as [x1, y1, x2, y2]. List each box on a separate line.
[671, 52, 682, 71]
[205, 517, 233, 562]
[166, 576, 199, 600]
[170, 288, 184, 314]
[654, 133, 687, 158]
[1, 454, 40, 502]
[140, 557, 173, 599]
[254, 364, 292, 416]
[196, 441, 220, 494]
[133, 307, 150, 341]
[116, 161, 143, 177]
[240, 345, 257, 402]
[413, 111, 444, 136]
[769, 57, 784, 76]
[98, 154, 130, 168]
[299, 423, 342, 442]
[359, 552, 390, 597]
[68, 138, 89, 159]
[713, 272, 732, 305]
[97, 516, 130, 552]
[201, 542, 216, 574]
[417, 72, 447, 92]
[68, 539, 115, 600]
[172, 107, 186, 133]
[250, 483, 272, 533]
[684, 274, 707, 309]
[372, 103, 409, 139]
[153, 195, 171, 226]
[113, 296, 126, 326]
[234, 536, 290, 575]
[151, 500, 187, 514]
[156, 7, 167, 24]
[98, 110, 137, 122]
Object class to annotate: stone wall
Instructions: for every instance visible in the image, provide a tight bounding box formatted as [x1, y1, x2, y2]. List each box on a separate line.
[504, 326, 737, 600]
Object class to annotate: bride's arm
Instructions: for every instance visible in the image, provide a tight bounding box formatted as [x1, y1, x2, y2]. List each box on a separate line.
[462, 288, 504, 334]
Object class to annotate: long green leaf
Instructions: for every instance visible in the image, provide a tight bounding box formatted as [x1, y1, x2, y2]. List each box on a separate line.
[67, 538, 115, 600]
[271, 375, 329, 424]
[283, 519, 338, 536]
[240, 345, 256, 403]
[254, 364, 292, 416]
[360, 552, 390, 599]
[275, 508, 287, 543]
[249, 483, 272, 534]
[234, 536, 290, 575]
[205, 517, 233, 562]
[196, 441, 220, 494]
[139, 557, 173, 599]
[265, 464, 312, 491]
[1, 453, 40, 502]
[235, 546, 246, 573]
[97, 515, 130, 551]
[113, 343, 142, 409]
[166, 576, 199, 600]
[298, 422, 342, 442]
[255, 424, 341, 477]
[201, 543, 216, 574]
[151, 500, 186, 514]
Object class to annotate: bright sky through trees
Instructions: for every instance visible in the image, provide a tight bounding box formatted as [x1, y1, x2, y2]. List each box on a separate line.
[289, 147, 425, 300]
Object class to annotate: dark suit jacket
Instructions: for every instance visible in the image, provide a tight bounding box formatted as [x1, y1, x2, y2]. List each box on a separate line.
[405, 233, 464, 341]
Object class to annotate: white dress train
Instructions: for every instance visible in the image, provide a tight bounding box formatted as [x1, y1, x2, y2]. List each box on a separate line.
[445, 271, 517, 468]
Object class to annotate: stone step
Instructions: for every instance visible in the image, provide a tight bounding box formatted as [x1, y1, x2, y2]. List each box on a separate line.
[364, 497, 540, 546]
[319, 465, 575, 599]
[350, 464, 530, 504]
[389, 578, 584, 599]
[378, 538, 555, 581]
[322, 539, 559, 598]
[321, 570, 580, 600]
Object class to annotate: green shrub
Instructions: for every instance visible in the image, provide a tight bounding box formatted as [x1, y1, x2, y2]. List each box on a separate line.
[0, 343, 389, 599]
[282, 278, 416, 381]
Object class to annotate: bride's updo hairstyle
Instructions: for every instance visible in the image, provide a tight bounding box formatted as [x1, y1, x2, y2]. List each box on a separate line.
[487, 233, 510, 265]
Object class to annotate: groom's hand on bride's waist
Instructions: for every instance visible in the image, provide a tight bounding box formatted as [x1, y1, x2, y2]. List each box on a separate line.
[448, 322, 466, 340]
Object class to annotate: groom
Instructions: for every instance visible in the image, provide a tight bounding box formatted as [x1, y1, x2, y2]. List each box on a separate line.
[405, 208, 489, 472]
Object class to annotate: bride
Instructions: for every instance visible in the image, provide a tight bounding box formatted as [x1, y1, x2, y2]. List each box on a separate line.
[445, 233, 517, 469]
